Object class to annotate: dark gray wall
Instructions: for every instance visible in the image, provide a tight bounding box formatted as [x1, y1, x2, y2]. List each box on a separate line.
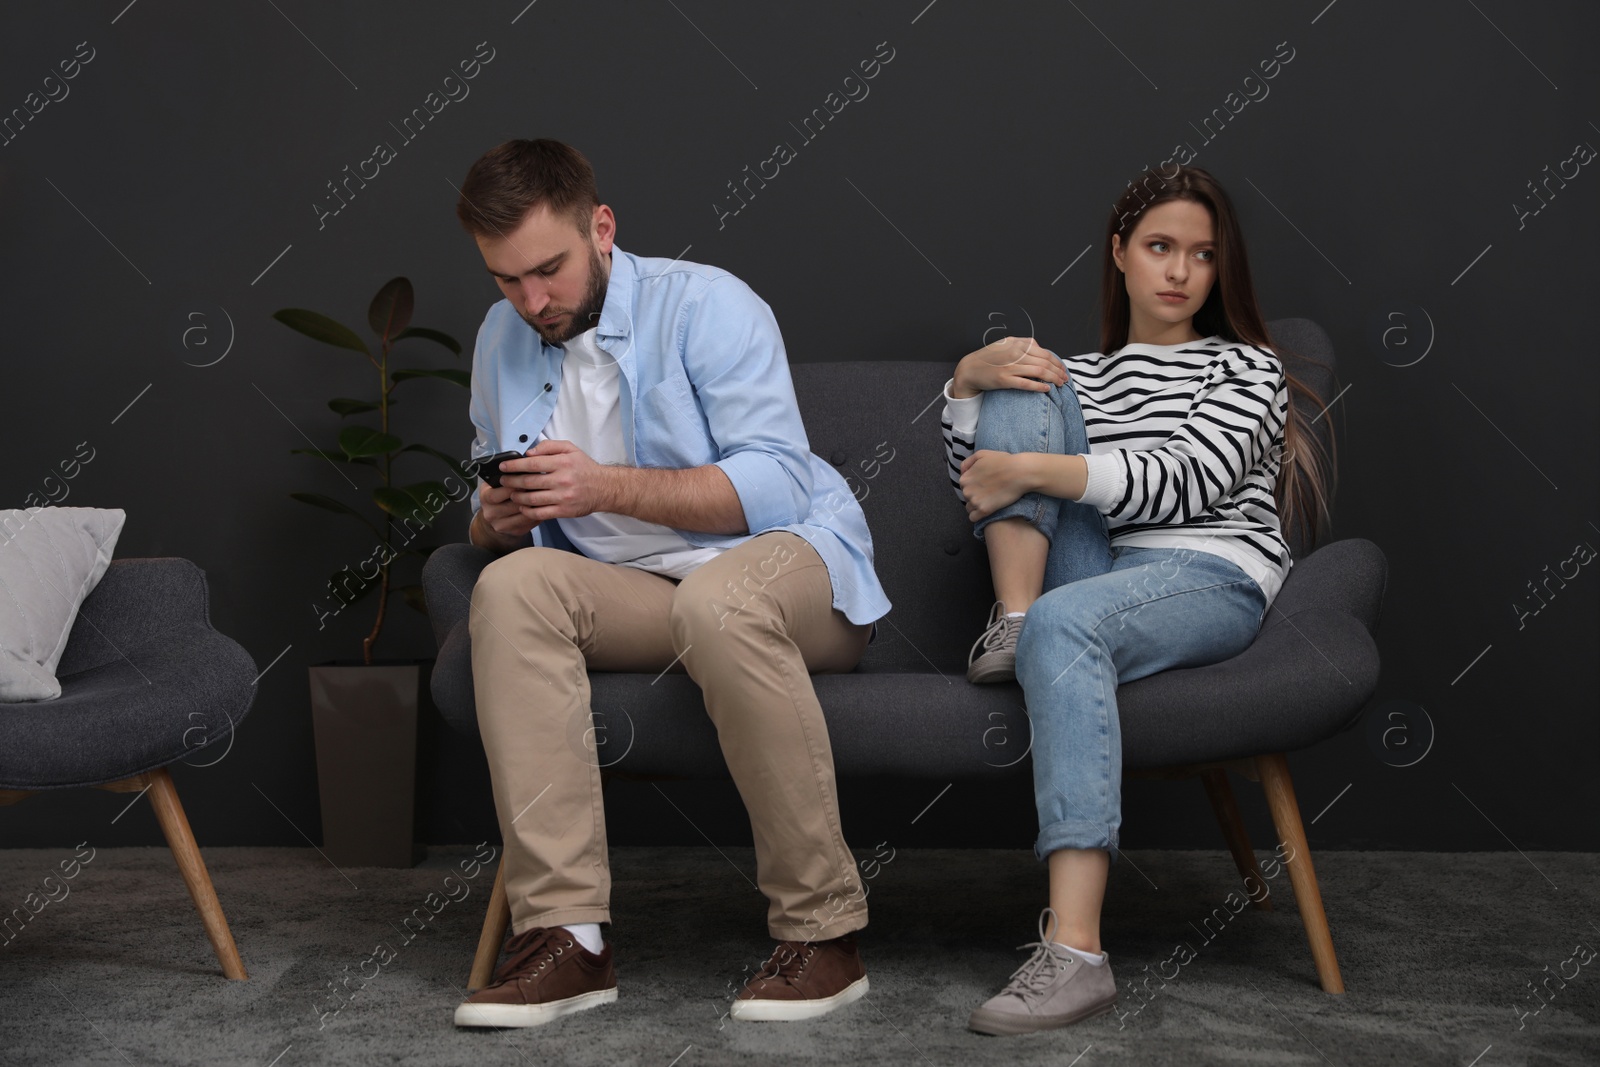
[2, 1, 1595, 859]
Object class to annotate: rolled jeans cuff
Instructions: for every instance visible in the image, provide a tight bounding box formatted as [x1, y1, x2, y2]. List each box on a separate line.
[1035, 818, 1120, 867]
[974, 490, 1058, 543]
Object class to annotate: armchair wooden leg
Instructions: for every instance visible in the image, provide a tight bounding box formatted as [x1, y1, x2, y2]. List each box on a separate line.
[143, 769, 248, 980]
[468, 856, 512, 992]
[1201, 768, 1273, 911]
[466, 772, 601, 990]
[1256, 753, 1344, 994]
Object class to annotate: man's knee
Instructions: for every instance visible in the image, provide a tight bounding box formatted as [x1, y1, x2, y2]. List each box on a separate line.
[471, 547, 575, 623]
[672, 534, 805, 640]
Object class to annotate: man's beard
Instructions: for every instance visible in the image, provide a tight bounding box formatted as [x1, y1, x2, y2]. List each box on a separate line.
[522, 242, 608, 345]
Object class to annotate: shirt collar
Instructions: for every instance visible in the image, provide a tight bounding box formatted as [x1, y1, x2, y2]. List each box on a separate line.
[594, 245, 635, 344]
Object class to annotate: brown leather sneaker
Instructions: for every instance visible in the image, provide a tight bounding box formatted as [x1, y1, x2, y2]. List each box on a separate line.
[730, 932, 869, 1021]
[454, 926, 616, 1028]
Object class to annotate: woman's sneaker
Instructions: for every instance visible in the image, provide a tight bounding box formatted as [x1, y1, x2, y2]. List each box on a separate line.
[454, 927, 616, 1028]
[968, 909, 1117, 1035]
[967, 601, 1023, 683]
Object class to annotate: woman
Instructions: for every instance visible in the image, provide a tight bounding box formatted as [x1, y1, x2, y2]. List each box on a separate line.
[939, 165, 1333, 1035]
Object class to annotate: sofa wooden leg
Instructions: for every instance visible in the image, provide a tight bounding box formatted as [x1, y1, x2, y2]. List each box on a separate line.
[468, 856, 512, 992]
[1256, 753, 1344, 994]
[143, 768, 248, 980]
[1201, 768, 1273, 911]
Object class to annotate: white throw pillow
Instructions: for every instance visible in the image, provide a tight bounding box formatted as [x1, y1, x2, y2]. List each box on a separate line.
[0, 507, 126, 702]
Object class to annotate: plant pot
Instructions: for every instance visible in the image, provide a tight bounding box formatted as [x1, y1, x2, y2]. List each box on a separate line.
[309, 658, 435, 868]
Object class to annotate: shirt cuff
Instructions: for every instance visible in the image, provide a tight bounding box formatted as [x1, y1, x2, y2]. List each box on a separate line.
[1078, 452, 1126, 510]
[715, 450, 803, 532]
[943, 378, 983, 437]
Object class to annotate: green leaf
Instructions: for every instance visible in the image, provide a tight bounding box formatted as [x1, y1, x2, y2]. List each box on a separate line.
[328, 398, 383, 417]
[392, 368, 471, 389]
[400, 443, 470, 479]
[374, 481, 452, 524]
[290, 447, 377, 467]
[374, 486, 425, 523]
[398, 583, 428, 615]
[368, 276, 414, 339]
[402, 481, 451, 509]
[339, 425, 403, 458]
[393, 326, 462, 355]
[289, 493, 381, 536]
[273, 308, 369, 354]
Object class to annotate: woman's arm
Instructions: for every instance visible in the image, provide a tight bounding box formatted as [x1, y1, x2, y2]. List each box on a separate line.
[1073, 346, 1287, 527]
[942, 337, 1070, 505]
[952, 336, 1069, 397]
[961, 347, 1286, 525]
[957, 450, 1089, 521]
[941, 379, 981, 503]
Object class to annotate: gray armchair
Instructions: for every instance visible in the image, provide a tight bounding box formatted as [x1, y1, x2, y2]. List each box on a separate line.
[0, 558, 258, 979]
[422, 318, 1384, 994]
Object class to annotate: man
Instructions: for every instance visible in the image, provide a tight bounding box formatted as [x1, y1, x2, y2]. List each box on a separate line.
[450, 139, 892, 1029]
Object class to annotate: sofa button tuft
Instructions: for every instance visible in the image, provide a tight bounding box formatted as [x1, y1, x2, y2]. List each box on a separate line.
[830, 451, 847, 466]
[944, 541, 960, 555]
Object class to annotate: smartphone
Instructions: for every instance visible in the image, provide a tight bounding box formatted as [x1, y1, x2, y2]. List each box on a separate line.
[472, 450, 528, 489]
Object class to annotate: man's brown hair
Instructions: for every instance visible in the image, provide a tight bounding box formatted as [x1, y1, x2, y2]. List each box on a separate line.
[455, 139, 600, 239]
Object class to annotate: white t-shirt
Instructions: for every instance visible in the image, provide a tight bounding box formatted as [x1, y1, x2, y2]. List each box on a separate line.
[540, 327, 725, 580]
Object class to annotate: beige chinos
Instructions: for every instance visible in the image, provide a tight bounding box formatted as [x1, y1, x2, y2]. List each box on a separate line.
[469, 529, 872, 942]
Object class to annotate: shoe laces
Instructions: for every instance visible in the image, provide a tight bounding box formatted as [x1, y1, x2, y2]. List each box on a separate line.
[494, 927, 576, 985]
[968, 600, 1021, 665]
[998, 908, 1075, 1001]
[754, 940, 816, 987]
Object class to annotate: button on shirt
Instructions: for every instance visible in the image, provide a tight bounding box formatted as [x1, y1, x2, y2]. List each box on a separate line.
[466, 246, 892, 626]
[539, 326, 724, 579]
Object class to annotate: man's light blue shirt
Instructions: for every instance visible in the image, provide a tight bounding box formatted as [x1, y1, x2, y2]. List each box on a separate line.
[466, 246, 892, 627]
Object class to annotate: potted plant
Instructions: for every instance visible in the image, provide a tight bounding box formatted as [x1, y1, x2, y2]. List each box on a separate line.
[275, 277, 469, 868]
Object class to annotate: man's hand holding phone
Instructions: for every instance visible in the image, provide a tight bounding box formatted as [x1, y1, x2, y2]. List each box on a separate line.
[496, 439, 613, 521]
[472, 438, 617, 552]
[472, 449, 541, 548]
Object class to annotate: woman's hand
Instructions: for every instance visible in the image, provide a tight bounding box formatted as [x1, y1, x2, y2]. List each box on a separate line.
[951, 336, 1069, 399]
[959, 450, 1037, 522]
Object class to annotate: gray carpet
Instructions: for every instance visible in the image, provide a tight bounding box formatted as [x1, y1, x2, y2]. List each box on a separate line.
[1, 846, 1596, 1066]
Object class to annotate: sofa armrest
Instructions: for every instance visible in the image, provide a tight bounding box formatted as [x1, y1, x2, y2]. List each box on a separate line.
[1120, 605, 1382, 767]
[420, 543, 496, 734]
[1272, 538, 1388, 635]
[56, 558, 212, 677]
[421, 542, 497, 655]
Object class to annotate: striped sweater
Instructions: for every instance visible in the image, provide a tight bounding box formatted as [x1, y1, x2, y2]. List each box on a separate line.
[941, 335, 1293, 606]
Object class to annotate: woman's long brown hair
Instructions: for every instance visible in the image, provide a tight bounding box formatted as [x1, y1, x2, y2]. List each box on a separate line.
[1097, 165, 1335, 553]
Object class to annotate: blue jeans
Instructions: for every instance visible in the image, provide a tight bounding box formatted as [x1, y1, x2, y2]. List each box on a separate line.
[972, 384, 1267, 865]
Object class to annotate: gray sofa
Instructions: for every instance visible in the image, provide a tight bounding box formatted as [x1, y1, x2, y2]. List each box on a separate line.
[423, 319, 1382, 776]
[421, 318, 1385, 992]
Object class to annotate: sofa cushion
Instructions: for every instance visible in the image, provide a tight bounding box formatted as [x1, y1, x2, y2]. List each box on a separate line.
[0, 507, 125, 702]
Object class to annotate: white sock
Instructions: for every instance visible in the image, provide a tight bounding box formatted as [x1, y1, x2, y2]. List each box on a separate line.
[1005, 612, 1025, 619]
[562, 923, 603, 954]
[1053, 941, 1106, 966]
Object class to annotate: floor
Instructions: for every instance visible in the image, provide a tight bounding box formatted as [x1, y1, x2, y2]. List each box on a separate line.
[1, 845, 1596, 1066]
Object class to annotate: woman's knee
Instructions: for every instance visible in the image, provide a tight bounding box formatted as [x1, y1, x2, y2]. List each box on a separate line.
[977, 382, 1086, 454]
[1015, 590, 1100, 658]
